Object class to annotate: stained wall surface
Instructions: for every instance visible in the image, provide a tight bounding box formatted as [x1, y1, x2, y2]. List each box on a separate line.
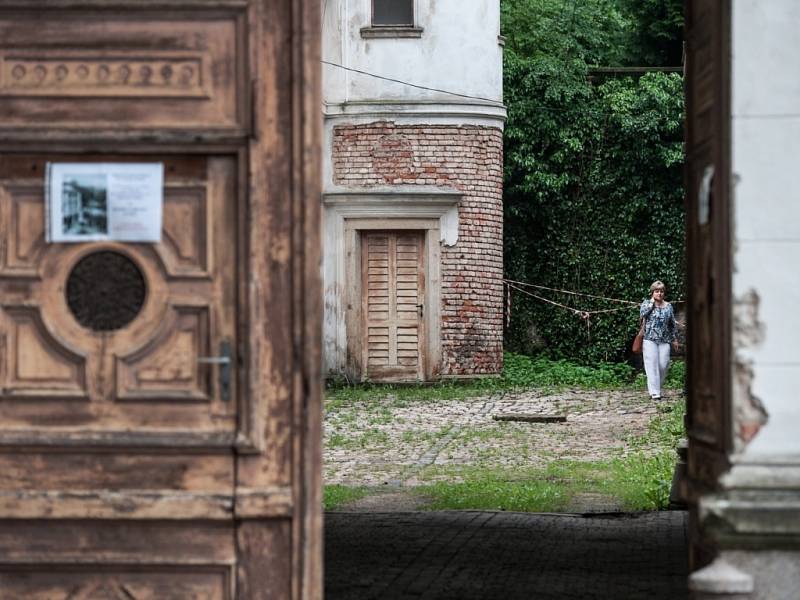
[731, 1, 800, 456]
[322, 0, 502, 104]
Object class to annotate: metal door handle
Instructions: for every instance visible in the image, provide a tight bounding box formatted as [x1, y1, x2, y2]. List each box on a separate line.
[198, 340, 231, 401]
[197, 357, 230, 364]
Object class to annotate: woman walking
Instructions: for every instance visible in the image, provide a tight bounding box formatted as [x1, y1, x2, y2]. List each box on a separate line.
[640, 281, 678, 400]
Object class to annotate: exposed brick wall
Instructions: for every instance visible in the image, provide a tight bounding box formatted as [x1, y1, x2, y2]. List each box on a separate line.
[332, 122, 504, 376]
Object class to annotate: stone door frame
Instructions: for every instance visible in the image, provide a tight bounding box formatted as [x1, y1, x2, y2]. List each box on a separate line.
[323, 190, 460, 381]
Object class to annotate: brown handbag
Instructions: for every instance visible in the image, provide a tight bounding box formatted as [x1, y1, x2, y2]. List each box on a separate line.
[632, 319, 644, 354]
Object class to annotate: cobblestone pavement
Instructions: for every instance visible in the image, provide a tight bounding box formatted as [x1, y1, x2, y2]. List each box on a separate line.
[325, 510, 688, 600]
[326, 388, 678, 490]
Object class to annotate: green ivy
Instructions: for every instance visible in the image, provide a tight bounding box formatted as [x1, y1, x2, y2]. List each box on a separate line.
[502, 0, 685, 363]
[619, 0, 685, 67]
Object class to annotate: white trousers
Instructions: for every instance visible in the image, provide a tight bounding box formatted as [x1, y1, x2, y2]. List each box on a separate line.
[642, 339, 671, 398]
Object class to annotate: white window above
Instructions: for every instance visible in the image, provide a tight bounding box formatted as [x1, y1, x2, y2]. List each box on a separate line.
[373, 0, 413, 27]
[362, 0, 422, 38]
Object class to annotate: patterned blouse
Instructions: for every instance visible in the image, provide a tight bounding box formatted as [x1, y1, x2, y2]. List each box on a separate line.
[639, 300, 677, 343]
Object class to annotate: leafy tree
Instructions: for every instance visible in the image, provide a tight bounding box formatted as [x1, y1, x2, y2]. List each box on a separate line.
[501, 0, 631, 66]
[620, 0, 684, 66]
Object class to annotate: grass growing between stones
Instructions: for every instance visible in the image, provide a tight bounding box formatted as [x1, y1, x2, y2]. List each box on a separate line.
[419, 472, 569, 512]
[609, 400, 687, 510]
[324, 485, 371, 510]
[415, 400, 686, 512]
[413, 455, 677, 512]
[324, 399, 686, 513]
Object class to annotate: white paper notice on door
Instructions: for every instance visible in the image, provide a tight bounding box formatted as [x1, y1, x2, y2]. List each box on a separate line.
[45, 162, 164, 243]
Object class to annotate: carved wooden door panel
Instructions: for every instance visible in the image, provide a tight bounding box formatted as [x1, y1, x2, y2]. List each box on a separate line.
[0, 1, 322, 599]
[361, 231, 425, 381]
[685, 0, 732, 568]
[0, 154, 237, 434]
[0, 154, 243, 598]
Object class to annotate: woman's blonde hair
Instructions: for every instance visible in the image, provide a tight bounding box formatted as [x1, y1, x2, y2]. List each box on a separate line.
[649, 280, 666, 293]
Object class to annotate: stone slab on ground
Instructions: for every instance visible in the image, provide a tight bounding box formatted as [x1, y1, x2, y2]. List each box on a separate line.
[325, 510, 688, 600]
[492, 412, 567, 423]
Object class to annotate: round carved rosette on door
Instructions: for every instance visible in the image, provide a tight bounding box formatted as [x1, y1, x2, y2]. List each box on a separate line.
[66, 250, 147, 332]
[37, 243, 171, 404]
[41, 243, 168, 343]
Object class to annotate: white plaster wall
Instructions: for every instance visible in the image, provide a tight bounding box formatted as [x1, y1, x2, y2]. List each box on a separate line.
[322, 0, 503, 105]
[732, 1, 800, 457]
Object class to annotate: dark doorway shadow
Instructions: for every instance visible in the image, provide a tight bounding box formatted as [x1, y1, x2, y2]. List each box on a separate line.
[325, 510, 688, 599]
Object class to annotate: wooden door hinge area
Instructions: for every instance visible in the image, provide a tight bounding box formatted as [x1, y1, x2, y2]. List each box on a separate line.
[250, 78, 259, 141]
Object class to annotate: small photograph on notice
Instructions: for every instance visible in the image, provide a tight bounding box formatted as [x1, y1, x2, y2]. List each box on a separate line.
[61, 174, 108, 236]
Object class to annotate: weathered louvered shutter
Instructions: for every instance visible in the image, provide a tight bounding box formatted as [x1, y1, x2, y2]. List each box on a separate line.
[362, 231, 424, 381]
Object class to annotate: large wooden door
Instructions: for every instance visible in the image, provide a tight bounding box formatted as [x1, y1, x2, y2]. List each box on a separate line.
[684, 0, 732, 569]
[0, 2, 322, 599]
[362, 231, 425, 381]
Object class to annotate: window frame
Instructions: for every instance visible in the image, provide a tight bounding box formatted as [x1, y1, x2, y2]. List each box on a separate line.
[362, 0, 422, 38]
[371, 0, 415, 28]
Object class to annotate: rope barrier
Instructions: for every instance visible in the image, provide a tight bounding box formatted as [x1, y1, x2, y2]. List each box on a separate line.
[503, 278, 685, 340]
[506, 282, 597, 340]
[503, 278, 638, 305]
[503, 278, 685, 306]
[505, 282, 586, 317]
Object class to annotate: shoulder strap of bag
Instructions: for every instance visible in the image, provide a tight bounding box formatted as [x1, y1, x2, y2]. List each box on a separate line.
[640, 302, 654, 334]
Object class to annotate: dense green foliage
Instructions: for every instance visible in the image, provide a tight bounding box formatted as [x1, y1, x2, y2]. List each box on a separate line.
[502, 352, 685, 390]
[620, 0, 684, 66]
[501, 0, 686, 363]
[501, 0, 631, 65]
[501, 0, 684, 67]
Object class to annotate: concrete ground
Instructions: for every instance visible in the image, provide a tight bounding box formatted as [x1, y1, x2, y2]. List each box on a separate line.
[325, 510, 688, 600]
